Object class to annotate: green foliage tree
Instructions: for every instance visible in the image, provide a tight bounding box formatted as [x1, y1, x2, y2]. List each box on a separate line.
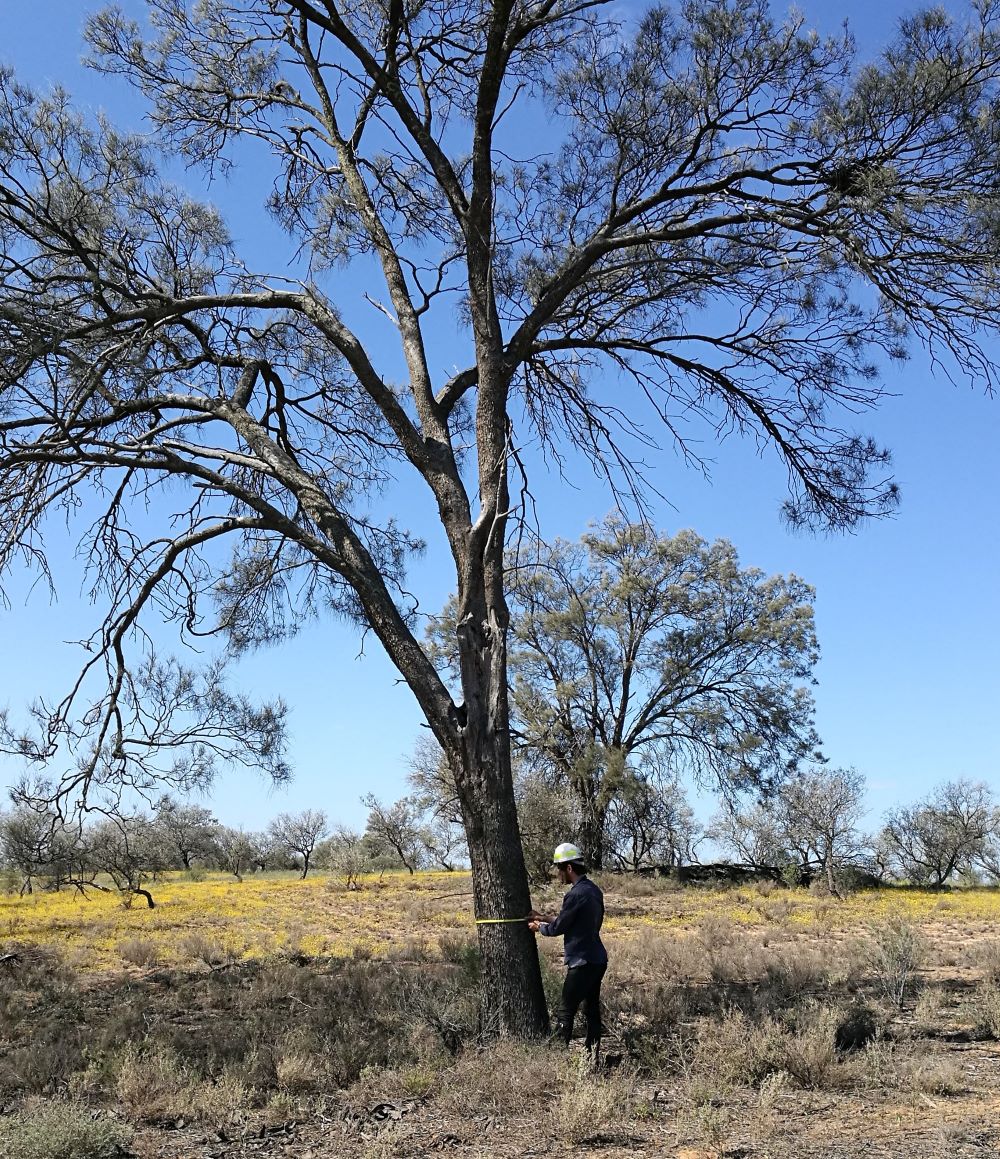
[152, 795, 222, 870]
[3, 0, 1000, 1033]
[501, 519, 820, 866]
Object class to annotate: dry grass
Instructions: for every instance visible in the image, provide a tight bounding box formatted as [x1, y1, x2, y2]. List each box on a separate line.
[5, 875, 1000, 1158]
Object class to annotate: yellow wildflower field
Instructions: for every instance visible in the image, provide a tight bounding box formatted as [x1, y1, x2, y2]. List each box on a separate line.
[2, 870, 999, 974]
[0, 871, 475, 969]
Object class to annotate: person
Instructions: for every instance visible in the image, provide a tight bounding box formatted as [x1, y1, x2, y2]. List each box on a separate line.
[528, 842, 608, 1056]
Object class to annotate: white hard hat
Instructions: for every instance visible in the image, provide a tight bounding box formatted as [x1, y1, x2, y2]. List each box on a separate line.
[553, 842, 584, 865]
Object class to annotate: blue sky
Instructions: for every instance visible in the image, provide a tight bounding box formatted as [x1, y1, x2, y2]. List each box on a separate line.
[0, 1, 997, 837]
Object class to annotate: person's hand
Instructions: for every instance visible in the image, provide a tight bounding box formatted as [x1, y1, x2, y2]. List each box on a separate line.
[528, 908, 542, 921]
[527, 919, 541, 932]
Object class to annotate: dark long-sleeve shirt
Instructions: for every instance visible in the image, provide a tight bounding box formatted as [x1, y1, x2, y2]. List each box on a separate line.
[539, 876, 608, 967]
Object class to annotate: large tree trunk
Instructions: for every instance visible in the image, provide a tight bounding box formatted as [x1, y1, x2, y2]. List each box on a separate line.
[451, 601, 549, 1038]
[460, 754, 550, 1037]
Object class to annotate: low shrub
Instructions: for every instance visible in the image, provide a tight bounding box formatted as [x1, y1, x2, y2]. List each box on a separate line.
[117, 937, 159, 969]
[834, 1001, 882, 1052]
[974, 983, 1000, 1039]
[0, 1099, 132, 1159]
[865, 916, 924, 1009]
[553, 1057, 637, 1143]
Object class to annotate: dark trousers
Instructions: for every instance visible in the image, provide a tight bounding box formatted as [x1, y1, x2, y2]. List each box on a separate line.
[560, 962, 607, 1048]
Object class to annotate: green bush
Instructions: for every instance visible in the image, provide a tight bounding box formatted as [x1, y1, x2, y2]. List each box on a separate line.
[0, 1100, 132, 1159]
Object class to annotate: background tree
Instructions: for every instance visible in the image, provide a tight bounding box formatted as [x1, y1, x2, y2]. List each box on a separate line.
[362, 794, 426, 875]
[777, 767, 868, 896]
[493, 520, 821, 866]
[605, 770, 701, 872]
[214, 827, 261, 883]
[86, 813, 174, 908]
[881, 780, 997, 886]
[153, 796, 221, 870]
[267, 809, 329, 879]
[0, 807, 80, 895]
[707, 803, 792, 871]
[514, 769, 580, 884]
[406, 737, 468, 870]
[3, 0, 1000, 1034]
[709, 767, 868, 890]
[320, 825, 377, 891]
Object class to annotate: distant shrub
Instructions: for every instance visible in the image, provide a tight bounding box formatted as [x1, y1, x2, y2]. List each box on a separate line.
[0, 1099, 132, 1159]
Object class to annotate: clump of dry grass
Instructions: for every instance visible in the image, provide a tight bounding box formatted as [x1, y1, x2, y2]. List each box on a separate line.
[900, 1054, 966, 1096]
[274, 1032, 326, 1094]
[974, 983, 1000, 1038]
[914, 984, 948, 1027]
[975, 940, 1000, 984]
[114, 1043, 252, 1126]
[683, 1002, 846, 1095]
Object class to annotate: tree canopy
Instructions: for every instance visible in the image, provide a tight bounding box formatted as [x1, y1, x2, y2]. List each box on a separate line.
[501, 518, 821, 865]
[3, 0, 1000, 1034]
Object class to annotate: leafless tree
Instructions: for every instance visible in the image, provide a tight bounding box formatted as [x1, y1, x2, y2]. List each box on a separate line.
[3, 0, 1000, 1033]
[268, 808, 329, 878]
[606, 772, 701, 872]
[881, 779, 997, 886]
[778, 766, 867, 896]
[709, 767, 867, 892]
[707, 802, 790, 870]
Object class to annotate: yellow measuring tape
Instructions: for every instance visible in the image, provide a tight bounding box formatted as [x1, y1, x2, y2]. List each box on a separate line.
[475, 916, 532, 924]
